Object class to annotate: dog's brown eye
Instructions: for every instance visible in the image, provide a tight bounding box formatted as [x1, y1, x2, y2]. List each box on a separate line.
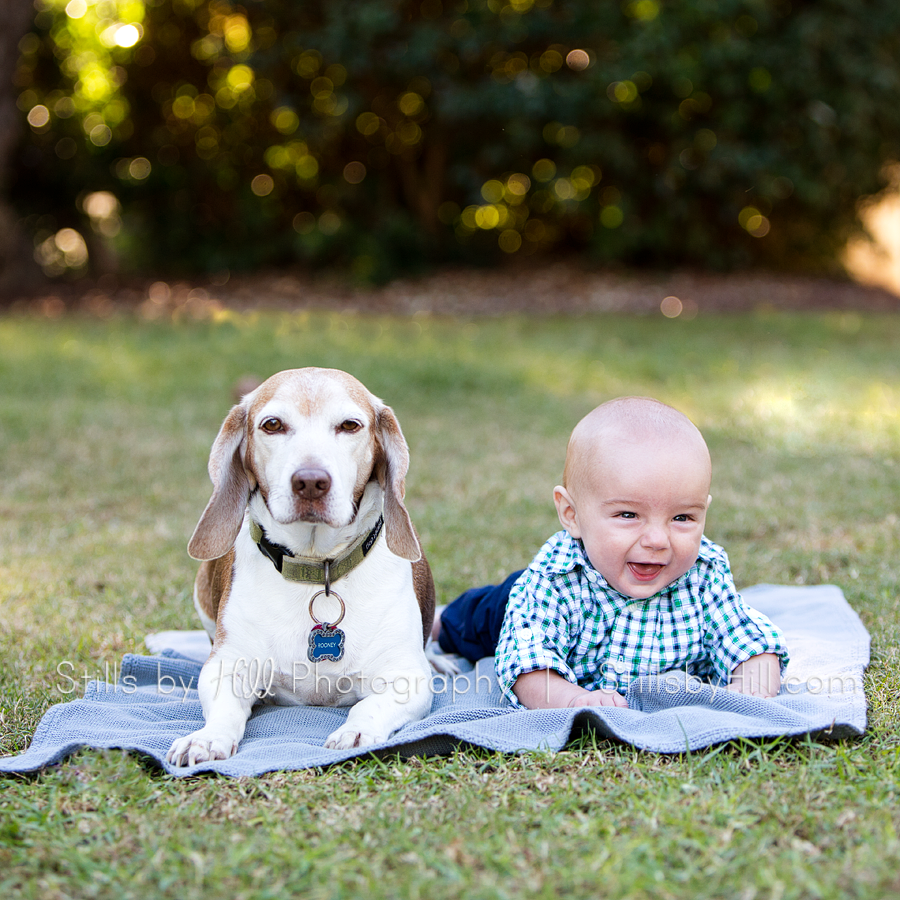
[339, 420, 362, 434]
[260, 417, 284, 434]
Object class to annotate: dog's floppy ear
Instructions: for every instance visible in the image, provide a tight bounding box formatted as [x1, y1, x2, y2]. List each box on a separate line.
[188, 403, 251, 561]
[374, 404, 421, 562]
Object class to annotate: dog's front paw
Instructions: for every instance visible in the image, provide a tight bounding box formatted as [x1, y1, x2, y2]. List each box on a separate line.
[324, 727, 384, 750]
[167, 729, 239, 766]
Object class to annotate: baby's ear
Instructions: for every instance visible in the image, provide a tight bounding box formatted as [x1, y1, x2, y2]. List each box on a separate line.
[553, 485, 581, 538]
[707, 494, 713, 509]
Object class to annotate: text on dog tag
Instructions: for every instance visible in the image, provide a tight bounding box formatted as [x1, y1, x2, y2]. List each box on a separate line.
[308, 624, 345, 662]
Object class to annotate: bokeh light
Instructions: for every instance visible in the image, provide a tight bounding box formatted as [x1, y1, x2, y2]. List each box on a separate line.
[35, 229, 89, 276]
[660, 296, 683, 318]
[26, 105, 50, 128]
[566, 50, 590, 71]
[343, 161, 366, 184]
[251, 174, 275, 197]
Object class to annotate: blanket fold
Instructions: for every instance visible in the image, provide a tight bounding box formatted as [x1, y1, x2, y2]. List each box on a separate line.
[0, 584, 869, 777]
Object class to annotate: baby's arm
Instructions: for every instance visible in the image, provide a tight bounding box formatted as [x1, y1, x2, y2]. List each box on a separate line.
[727, 652, 781, 698]
[697, 547, 788, 697]
[513, 669, 628, 709]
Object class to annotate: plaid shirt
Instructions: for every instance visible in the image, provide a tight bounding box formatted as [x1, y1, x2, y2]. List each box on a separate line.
[495, 531, 788, 707]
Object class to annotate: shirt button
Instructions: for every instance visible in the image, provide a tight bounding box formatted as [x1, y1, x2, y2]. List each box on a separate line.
[613, 657, 627, 674]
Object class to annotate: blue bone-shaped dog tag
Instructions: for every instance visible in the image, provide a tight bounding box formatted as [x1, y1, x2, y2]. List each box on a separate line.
[308, 624, 345, 662]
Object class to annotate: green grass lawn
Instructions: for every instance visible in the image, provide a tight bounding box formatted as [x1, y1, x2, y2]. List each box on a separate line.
[1, 308, 899, 899]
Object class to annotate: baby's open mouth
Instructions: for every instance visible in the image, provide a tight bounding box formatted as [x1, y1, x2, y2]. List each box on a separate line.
[628, 562, 665, 580]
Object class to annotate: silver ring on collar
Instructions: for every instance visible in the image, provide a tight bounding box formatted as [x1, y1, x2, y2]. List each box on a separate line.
[309, 589, 345, 627]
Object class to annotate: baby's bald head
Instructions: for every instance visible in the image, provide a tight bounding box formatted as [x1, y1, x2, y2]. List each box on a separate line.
[563, 397, 711, 501]
[554, 397, 712, 598]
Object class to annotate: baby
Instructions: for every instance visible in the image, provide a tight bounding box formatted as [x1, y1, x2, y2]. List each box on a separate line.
[435, 396, 788, 709]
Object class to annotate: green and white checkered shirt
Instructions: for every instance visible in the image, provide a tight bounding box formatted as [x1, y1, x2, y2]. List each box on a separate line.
[495, 531, 788, 707]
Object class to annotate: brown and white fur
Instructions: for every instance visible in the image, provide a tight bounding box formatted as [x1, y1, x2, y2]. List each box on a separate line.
[167, 368, 435, 766]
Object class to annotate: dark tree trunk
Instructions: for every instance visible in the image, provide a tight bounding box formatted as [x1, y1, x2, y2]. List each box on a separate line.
[0, 0, 41, 293]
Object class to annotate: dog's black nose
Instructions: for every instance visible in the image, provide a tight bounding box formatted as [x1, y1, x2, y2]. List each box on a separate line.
[291, 468, 332, 500]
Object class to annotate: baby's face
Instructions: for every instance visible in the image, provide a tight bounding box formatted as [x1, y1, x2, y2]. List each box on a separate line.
[555, 437, 711, 599]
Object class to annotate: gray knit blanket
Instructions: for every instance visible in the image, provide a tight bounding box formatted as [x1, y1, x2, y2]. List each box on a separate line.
[0, 584, 869, 777]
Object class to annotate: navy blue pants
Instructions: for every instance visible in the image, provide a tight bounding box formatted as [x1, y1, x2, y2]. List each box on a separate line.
[437, 570, 524, 663]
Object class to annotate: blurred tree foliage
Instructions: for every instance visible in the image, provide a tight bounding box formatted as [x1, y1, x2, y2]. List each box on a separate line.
[11, 0, 900, 281]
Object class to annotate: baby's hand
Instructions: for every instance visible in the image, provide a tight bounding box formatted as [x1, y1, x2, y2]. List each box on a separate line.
[728, 653, 781, 698]
[568, 689, 629, 709]
[513, 669, 629, 709]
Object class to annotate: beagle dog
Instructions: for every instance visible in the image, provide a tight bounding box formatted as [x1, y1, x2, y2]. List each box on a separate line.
[167, 368, 435, 766]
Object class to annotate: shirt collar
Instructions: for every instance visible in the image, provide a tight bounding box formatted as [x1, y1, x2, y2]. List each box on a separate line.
[548, 530, 713, 601]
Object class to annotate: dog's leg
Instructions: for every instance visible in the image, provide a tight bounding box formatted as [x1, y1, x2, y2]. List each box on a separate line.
[166, 656, 255, 766]
[325, 668, 433, 750]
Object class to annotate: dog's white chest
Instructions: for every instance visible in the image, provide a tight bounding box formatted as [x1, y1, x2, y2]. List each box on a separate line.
[219, 539, 427, 708]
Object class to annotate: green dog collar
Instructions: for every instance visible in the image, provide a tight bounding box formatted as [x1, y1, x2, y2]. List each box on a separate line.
[249, 515, 384, 587]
